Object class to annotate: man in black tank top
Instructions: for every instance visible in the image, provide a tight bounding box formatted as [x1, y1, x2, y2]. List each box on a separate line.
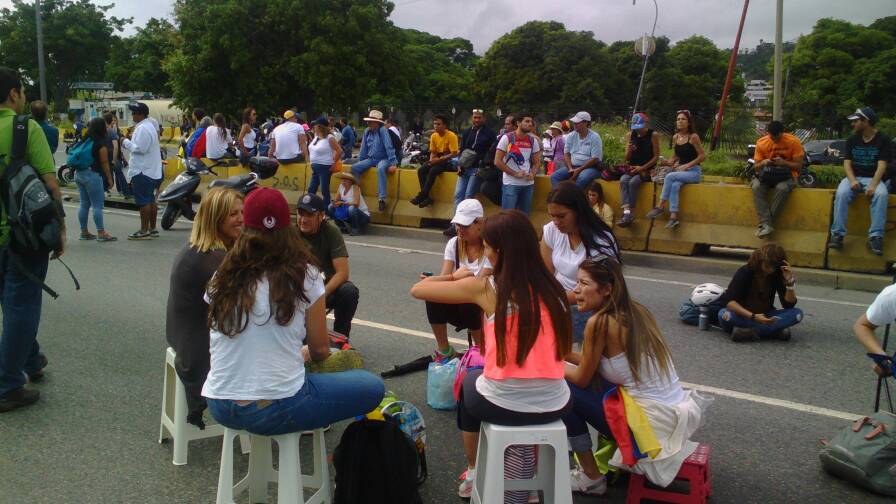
[618, 113, 659, 227]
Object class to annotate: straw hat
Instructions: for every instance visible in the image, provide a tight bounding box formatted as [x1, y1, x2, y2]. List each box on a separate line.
[334, 172, 358, 184]
[363, 110, 386, 124]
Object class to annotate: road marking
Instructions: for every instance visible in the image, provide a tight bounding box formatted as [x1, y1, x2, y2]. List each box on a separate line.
[327, 314, 469, 346]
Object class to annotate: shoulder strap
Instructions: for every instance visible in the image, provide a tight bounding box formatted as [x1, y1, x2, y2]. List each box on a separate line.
[12, 115, 28, 163]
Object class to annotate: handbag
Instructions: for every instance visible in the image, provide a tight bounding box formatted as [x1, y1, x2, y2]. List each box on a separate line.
[652, 165, 674, 184]
[333, 204, 351, 222]
[453, 346, 485, 401]
[458, 148, 478, 170]
[759, 164, 791, 186]
[332, 159, 343, 173]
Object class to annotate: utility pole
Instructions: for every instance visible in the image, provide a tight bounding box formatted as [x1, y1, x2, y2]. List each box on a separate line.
[35, 0, 48, 103]
[773, 0, 783, 120]
[710, 0, 750, 151]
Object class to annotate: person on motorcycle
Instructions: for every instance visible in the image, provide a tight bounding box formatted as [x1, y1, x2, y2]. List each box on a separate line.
[750, 120, 804, 239]
[410, 114, 459, 208]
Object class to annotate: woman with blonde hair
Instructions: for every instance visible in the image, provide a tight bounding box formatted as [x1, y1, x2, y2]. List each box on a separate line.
[165, 187, 244, 427]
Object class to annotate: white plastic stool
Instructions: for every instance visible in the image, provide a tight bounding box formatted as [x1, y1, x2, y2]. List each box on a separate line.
[216, 427, 331, 504]
[159, 347, 248, 465]
[472, 420, 573, 504]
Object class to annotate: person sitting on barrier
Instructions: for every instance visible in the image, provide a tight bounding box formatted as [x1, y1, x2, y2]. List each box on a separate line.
[751, 120, 804, 239]
[270, 110, 309, 164]
[828, 107, 893, 256]
[717, 243, 802, 342]
[563, 258, 710, 494]
[495, 112, 542, 215]
[587, 180, 614, 229]
[351, 110, 398, 212]
[166, 187, 243, 427]
[410, 210, 572, 502]
[307, 118, 343, 208]
[185, 116, 211, 159]
[327, 172, 369, 236]
[203, 188, 384, 436]
[541, 182, 620, 346]
[417, 199, 492, 363]
[237, 107, 257, 162]
[618, 112, 659, 228]
[646, 110, 705, 229]
[297, 193, 360, 337]
[205, 113, 233, 160]
[410, 114, 459, 208]
[855, 283, 896, 377]
[550, 111, 603, 189]
[547, 121, 567, 174]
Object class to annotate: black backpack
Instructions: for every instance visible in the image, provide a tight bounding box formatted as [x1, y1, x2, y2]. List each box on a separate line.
[333, 417, 424, 504]
[388, 129, 403, 163]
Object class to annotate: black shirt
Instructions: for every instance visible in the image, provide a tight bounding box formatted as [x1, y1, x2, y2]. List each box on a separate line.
[629, 129, 656, 167]
[461, 125, 497, 167]
[846, 132, 892, 178]
[718, 265, 796, 315]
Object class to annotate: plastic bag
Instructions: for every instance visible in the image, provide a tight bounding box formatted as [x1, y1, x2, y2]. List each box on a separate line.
[426, 358, 459, 410]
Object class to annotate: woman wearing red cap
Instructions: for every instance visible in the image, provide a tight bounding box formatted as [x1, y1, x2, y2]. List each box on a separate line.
[202, 187, 385, 435]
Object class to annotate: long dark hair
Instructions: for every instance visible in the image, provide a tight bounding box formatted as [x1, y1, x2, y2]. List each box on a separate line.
[87, 117, 107, 143]
[481, 210, 571, 367]
[242, 107, 255, 125]
[207, 226, 313, 337]
[547, 182, 620, 261]
[213, 113, 227, 142]
[748, 242, 787, 278]
[670, 110, 696, 147]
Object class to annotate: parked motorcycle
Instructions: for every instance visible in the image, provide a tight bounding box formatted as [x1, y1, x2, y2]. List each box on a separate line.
[402, 132, 430, 165]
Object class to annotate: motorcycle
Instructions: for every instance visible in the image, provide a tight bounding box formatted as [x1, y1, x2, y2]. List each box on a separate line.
[744, 144, 818, 188]
[402, 132, 430, 165]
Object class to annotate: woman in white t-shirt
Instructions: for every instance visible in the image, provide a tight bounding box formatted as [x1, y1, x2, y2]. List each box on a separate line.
[203, 188, 384, 436]
[205, 113, 234, 159]
[418, 199, 492, 362]
[540, 181, 620, 345]
[328, 172, 369, 235]
[307, 119, 342, 207]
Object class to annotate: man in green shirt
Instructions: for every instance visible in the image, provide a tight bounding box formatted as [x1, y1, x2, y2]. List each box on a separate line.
[296, 193, 359, 337]
[0, 66, 65, 413]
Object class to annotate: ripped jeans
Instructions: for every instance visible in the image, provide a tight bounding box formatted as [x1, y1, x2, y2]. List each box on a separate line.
[717, 307, 803, 338]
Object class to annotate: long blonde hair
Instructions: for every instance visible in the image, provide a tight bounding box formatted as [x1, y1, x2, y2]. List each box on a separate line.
[189, 187, 244, 252]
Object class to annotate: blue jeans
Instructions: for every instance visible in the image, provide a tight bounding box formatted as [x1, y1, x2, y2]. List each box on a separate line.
[207, 369, 385, 436]
[571, 305, 593, 344]
[351, 158, 391, 200]
[501, 184, 534, 215]
[0, 251, 50, 396]
[717, 307, 803, 338]
[454, 168, 481, 206]
[75, 169, 106, 232]
[328, 204, 370, 233]
[830, 177, 891, 238]
[562, 381, 614, 453]
[308, 163, 333, 207]
[660, 166, 701, 213]
[550, 165, 601, 189]
[620, 173, 646, 208]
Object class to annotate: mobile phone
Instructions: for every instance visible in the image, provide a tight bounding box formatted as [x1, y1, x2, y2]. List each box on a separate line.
[421, 271, 433, 277]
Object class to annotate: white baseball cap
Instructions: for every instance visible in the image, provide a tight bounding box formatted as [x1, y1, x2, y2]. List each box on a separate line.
[570, 111, 592, 123]
[451, 199, 484, 226]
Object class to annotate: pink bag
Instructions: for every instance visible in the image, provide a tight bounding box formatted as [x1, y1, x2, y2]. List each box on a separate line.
[453, 346, 485, 401]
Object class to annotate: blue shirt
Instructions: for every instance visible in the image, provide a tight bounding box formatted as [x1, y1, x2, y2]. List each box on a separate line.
[564, 129, 603, 166]
[341, 125, 355, 147]
[359, 126, 397, 165]
[38, 121, 59, 154]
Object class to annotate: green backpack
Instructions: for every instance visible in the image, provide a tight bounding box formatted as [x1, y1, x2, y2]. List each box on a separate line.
[819, 411, 896, 496]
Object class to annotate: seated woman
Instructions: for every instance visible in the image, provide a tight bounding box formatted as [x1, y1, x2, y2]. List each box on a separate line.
[646, 110, 705, 229]
[717, 243, 802, 342]
[587, 180, 614, 229]
[419, 199, 492, 362]
[411, 210, 572, 503]
[327, 172, 370, 235]
[203, 188, 384, 436]
[564, 258, 710, 495]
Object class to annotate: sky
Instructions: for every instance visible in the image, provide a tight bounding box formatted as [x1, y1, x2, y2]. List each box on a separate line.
[2, 0, 893, 52]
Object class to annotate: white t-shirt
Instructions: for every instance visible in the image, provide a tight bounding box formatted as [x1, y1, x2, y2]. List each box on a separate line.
[542, 221, 619, 291]
[202, 267, 326, 400]
[272, 121, 306, 159]
[309, 134, 338, 165]
[867, 284, 896, 327]
[204, 126, 233, 159]
[242, 128, 256, 150]
[389, 126, 401, 139]
[443, 237, 491, 276]
[497, 132, 540, 186]
[336, 183, 369, 216]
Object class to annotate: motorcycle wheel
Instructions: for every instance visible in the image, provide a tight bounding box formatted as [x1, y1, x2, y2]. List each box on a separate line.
[161, 204, 182, 230]
[798, 170, 818, 188]
[57, 165, 75, 185]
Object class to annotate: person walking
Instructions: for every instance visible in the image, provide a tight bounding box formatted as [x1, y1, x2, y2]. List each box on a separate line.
[646, 110, 705, 229]
[75, 118, 116, 242]
[618, 112, 659, 227]
[351, 110, 398, 212]
[495, 113, 541, 215]
[307, 118, 342, 208]
[122, 102, 163, 240]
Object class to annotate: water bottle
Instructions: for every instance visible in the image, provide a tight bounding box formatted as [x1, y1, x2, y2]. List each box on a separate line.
[698, 306, 709, 331]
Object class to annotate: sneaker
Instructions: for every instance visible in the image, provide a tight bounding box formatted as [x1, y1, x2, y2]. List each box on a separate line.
[378, 199, 386, 212]
[431, 346, 457, 364]
[458, 468, 475, 499]
[28, 354, 48, 383]
[79, 232, 96, 241]
[828, 234, 844, 250]
[149, 229, 160, 238]
[0, 387, 40, 413]
[409, 193, 424, 205]
[570, 467, 607, 496]
[772, 328, 792, 341]
[443, 225, 457, 237]
[731, 327, 759, 342]
[756, 223, 774, 238]
[418, 197, 434, 208]
[665, 219, 680, 229]
[868, 236, 883, 256]
[646, 207, 663, 219]
[127, 230, 152, 240]
[617, 212, 634, 228]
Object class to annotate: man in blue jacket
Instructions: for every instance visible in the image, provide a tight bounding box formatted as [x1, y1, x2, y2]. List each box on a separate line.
[351, 110, 397, 212]
[339, 120, 356, 161]
[30, 101, 58, 155]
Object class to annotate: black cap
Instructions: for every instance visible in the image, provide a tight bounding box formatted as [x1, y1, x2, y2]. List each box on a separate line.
[847, 106, 878, 125]
[128, 102, 149, 116]
[297, 193, 326, 213]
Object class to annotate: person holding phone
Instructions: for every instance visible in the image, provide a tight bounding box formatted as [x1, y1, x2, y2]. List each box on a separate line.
[716, 243, 803, 342]
[855, 284, 896, 377]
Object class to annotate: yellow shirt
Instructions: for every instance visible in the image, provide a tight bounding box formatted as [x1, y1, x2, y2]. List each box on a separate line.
[593, 203, 614, 229]
[429, 130, 459, 156]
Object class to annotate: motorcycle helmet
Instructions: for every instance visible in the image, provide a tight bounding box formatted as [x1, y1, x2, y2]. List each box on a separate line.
[248, 156, 280, 179]
[691, 283, 724, 306]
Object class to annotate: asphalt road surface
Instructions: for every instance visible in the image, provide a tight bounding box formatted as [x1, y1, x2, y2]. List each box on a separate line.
[0, 204, 892, 504]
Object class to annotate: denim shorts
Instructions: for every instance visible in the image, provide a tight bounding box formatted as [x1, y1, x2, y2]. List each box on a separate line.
[131, 173, 161, 206]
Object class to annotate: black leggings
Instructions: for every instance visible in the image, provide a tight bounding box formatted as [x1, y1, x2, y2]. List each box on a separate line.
[456, 370, 572, 433]
[425, 301, 482, 330]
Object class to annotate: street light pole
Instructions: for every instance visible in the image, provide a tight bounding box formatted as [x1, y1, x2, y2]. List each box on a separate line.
[631, 0, 658, 115]
[35, 0, 48, 103]
[772, 0, 783, 120]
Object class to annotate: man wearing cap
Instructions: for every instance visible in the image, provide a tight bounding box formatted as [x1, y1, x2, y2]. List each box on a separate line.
[828, 107, 893, 255]
[122, 102, 163, 240]
[296, 193, 359, 337]
[270, 110, 309, 164]
[546, 121, 567, 174]
[351, 110, 398, 212]
[618, 112, 659, 227]
[750, 120, 804, 238]
[550, 111, 603, 189]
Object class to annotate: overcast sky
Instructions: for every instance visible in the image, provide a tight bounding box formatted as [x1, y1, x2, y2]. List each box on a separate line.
[3, 0, 893, 52]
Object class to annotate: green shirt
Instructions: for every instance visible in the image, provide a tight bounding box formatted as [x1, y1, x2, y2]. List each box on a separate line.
[0, 108, 56, 245]
[300, 220, 348, 283]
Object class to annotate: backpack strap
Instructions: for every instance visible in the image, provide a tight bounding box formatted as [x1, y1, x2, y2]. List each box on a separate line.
[11, 115, 28, 164]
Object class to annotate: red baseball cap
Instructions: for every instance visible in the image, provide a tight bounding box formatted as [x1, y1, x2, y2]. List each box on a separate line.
[243, 187, 290, 232]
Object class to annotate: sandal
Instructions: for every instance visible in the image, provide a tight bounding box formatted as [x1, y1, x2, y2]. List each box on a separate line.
[97, 234, 118, 242]
[79, 232, 96, 241]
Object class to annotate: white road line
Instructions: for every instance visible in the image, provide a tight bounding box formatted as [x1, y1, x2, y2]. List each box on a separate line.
[345, 240, 442, 256]
[327, 314, 469, 346]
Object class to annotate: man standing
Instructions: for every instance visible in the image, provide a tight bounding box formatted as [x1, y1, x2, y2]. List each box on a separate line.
[351, 110, 398, 212]
[296, 193, 359, 338]
[122, 102, 163, 240]
[30, 101, 58, 155]
[0, 67, 64, 412]
[454, 109, 495, 206]
[750, 121, 804, 238]
[828, 107, 893, 256]
[339, 120, 356, 160]
[495, 113, 541, 215]
[550, 111, 603, 189]
[270, 110, 309, 163]
[411, 114, 459, 208]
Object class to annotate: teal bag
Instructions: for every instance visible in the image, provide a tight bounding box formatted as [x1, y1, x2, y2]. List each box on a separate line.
[426, 358, 459, 411]
[66, 138, 95, 171]
[820, 411, 896, 496]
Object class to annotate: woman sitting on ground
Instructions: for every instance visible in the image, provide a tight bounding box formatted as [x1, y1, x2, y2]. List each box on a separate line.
[646, 110, 705, 229]
[203, 188, 384, 436]
[564, 258, 710, 495]
[587, 180, 614, 229]
[411, 210, 572, 503]
[327, 172, 369, 235]
[165, 187, 243, 427]
[416, 199, 492, 363]
[717, 243, 802, 342]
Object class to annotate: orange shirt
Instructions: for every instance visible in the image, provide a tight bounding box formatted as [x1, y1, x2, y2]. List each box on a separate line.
[483, 303, 565, 381]
[754, 133, 805, 177]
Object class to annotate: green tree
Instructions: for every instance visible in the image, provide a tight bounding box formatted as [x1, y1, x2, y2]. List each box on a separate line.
[0, 0, 129, 108]
[603, 36, 671, 113]
[106, 18, 177, 95]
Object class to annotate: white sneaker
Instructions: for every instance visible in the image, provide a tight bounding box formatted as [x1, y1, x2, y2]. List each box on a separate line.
[458, 468, 475, 499]
[570, 467, 607, 496]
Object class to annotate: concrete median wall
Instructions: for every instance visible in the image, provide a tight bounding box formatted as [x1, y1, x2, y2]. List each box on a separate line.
[827, 194, 896, 274]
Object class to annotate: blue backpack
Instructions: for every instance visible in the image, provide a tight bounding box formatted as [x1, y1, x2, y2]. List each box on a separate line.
[66, 138, 95, 171]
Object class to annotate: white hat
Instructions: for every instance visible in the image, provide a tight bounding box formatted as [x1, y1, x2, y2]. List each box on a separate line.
[363, 109, 386, 124]
[451, 199, 484, 226]
[569, 111, 591, 123]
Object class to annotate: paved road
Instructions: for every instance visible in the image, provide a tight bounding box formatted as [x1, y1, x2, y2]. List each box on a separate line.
[0, 204, 891, 503]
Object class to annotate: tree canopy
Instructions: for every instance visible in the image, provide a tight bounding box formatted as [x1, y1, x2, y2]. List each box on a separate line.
[106, 18, 177, 96]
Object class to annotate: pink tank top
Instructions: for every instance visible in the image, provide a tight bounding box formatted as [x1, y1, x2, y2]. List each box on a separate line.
[483, 301, 565, 380]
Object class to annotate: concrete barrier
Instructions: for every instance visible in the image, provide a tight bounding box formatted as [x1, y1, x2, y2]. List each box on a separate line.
[826, 194, 896, 274]
[353, 166, 398, 224]
[596, 180, 655, 251]
[392, 168, 457, 227]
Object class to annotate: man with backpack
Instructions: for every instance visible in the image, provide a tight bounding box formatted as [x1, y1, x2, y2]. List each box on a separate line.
[122, 102, 163, 240]
[495, 113, 542, 215]
[0, 66, 65, 412]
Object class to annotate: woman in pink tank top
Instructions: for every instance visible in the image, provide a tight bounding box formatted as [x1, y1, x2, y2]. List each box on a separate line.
[412, 210, 573, 502]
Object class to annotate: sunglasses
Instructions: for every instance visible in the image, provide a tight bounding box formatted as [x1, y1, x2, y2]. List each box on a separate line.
[676, 109, 691, 116]
[472, 109, 484, 114]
